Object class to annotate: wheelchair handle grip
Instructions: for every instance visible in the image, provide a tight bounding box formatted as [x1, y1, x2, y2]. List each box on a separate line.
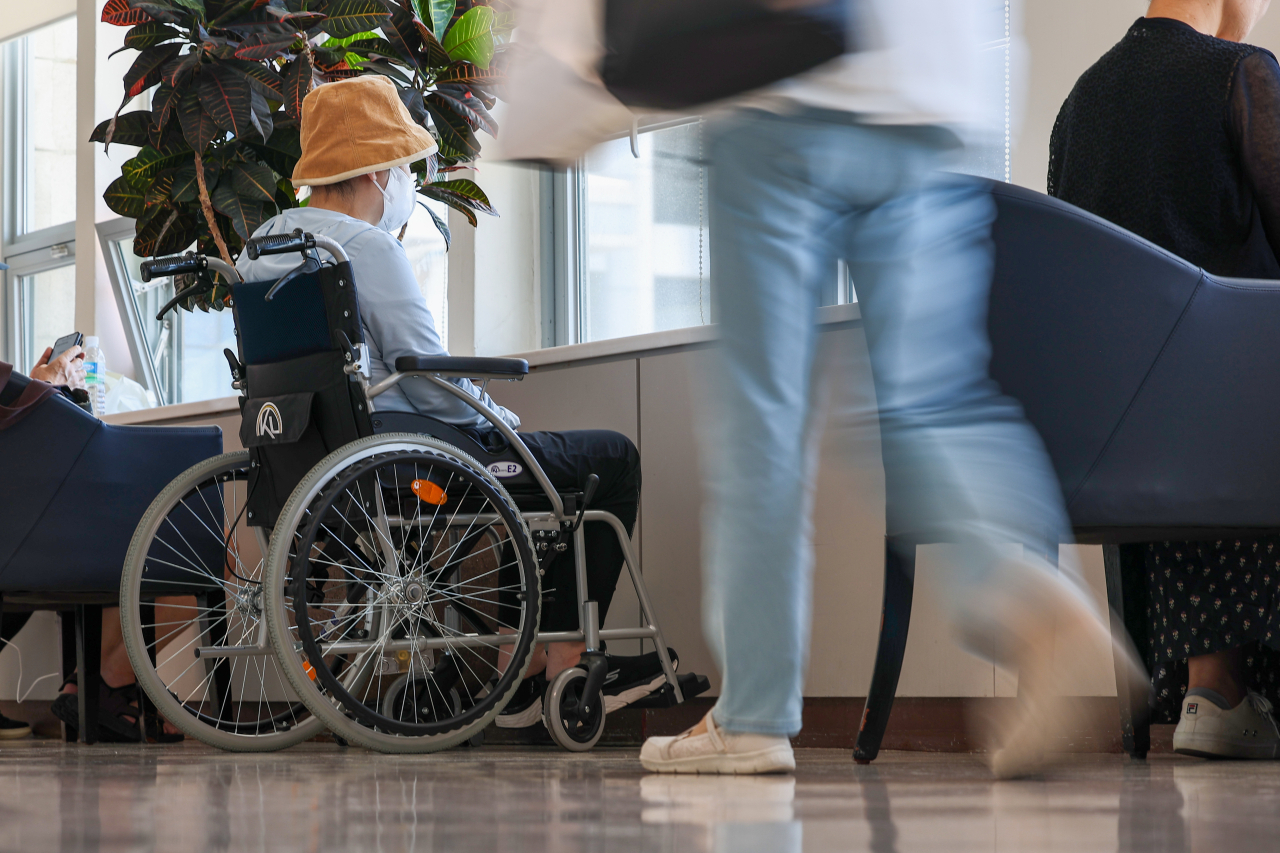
[246, 228, 313, 260]
[141, 252, 205, 283]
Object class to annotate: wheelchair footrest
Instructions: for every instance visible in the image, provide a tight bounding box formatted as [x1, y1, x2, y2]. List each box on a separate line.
[630, 673, 711, 709]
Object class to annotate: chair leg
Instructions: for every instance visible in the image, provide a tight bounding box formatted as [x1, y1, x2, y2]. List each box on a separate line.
[854, 537, 917, 764]
[1103, 544, 1151, 759]
[59, 612, 78, 742]
[75, 605, 103, 746]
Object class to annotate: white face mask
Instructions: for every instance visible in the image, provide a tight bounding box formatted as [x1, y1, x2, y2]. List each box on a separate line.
[374, 166, 417, 233]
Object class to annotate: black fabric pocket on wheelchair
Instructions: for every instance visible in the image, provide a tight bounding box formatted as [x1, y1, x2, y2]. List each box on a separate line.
[240, 393, 315, 447]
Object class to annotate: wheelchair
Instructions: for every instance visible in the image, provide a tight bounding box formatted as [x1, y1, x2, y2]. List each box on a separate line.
[120, 229, 707, 753]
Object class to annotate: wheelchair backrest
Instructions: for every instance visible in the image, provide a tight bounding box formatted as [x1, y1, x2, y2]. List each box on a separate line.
[233, 260, 373, 528]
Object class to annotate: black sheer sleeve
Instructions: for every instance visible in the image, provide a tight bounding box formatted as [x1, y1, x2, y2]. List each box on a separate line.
[1229, 50, 1280, 259]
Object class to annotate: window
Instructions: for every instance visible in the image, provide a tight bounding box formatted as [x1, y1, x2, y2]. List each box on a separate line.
[2, 16, 77, 373]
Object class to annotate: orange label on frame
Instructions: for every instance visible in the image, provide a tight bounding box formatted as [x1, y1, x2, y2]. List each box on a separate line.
[411, 479, 447, 505]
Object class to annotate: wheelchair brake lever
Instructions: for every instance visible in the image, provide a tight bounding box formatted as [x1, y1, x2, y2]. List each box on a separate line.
[264, 251, 321, 301]
[569, 474, 600, 533]
[224, 348, 246, 391]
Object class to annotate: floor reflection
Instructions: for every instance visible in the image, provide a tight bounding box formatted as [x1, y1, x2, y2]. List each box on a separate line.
[2, 743, 1280, 852]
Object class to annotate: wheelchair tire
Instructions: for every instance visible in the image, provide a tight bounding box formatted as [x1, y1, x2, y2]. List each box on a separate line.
[263, 433, 541, 753]
[120, 451, 325, 751]
[544, 667, 606, 752]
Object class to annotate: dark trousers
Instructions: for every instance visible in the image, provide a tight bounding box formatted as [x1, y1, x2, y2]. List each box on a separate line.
[505, 430, 641, 633]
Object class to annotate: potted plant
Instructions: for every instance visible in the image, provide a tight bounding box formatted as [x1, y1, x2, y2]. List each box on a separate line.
[93, 0, 505, 308]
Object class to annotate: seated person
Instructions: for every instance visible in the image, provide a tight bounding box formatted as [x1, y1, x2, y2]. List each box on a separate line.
[1049, 0, 1280, 757]
[236, 76, 674, 725]
[3, 346, 180, 742]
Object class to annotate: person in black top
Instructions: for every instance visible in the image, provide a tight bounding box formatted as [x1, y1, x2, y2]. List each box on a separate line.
[1050, 0, 1280, 759]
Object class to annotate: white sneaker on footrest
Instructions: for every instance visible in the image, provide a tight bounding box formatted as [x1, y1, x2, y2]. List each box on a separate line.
[1173, 689, 1280, 759]
[640, 713, 794, 775]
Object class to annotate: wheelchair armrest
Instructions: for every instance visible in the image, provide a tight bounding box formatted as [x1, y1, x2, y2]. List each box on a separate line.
[394, 356, 529, 379]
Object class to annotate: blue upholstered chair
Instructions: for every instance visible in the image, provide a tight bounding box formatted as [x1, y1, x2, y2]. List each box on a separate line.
[0, 372, 221, 742]
[856, 180, 1280, 762]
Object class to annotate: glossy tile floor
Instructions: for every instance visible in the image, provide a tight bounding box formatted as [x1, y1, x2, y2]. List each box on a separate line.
[0, 742, 1277, 852]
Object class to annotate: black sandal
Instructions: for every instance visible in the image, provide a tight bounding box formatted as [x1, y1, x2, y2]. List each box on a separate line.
[50, 676, 183, 744]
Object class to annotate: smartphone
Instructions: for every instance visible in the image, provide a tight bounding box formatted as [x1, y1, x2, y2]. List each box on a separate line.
[50, 331, 83, 361]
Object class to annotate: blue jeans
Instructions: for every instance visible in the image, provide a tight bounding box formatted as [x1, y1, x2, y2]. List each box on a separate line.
[702, 108, 1076, 736]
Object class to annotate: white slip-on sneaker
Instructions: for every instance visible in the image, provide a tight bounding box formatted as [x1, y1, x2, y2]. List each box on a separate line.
[640, 712, 795, 775]
[1173, 688, 1280, 760]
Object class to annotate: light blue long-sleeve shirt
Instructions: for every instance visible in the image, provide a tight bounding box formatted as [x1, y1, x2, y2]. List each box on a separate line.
[236, 207, 520, 430]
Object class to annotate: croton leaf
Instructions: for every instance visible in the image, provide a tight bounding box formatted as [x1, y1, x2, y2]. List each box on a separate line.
[249, 88, 274, 142]
[123, 43, 184, 99]
[318, 0, 391, 38]
[413, 18, 451, 68]
[169, 161, 213, 203]
[424, 94, 481, 158]
[234, 31, 301, 60]
[145, 169, 178, 206]
[199, 63, 254, 137]
[136, 207, 198, 257]
[441, 5, 492, 68]
[163, 50, 202, 88]
[413, 0, 453, 38]
[420, 198, 450, 249]
[282, 49, 313, 121]
[245, 124, 301, 174]
[122, 143, 191, 184]
[342, 36, 404, 62]
[356, 57, 414, 86]
[167, 0, 207, 12]
[421, 187, 475, 226]
[379, 4, 421, 66]
[125, 0, 184, 24]
[282, 10, 327, 27]
[433, 60, 503, 86]
[178, 88, 221, 152]
[103, 0, 154, 26]
[398, 88, 428, 126]
[232, 161, 277, 201]
[90, 110, 153, 147]
[312, 47, 349, 70]
[221, 58, 286, 100]
[150, 81, 182, 134]
[104, 174, 150, 218]
[423, 177, 493, 214]
[211, 182, 266, 239]
[430, 89, 495, 136]
[123, 22, 182, 49]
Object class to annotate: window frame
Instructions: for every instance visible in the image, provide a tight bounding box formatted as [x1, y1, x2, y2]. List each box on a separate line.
[97, 216, 166, 400]
[1, 15, 79, 371]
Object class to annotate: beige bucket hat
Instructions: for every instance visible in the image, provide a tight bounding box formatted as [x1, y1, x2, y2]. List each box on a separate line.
[292, 75, 438, 187]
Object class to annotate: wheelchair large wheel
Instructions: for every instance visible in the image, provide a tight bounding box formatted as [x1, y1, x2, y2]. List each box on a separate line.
[120, 451, 325, 751]
[264, 433, 541, 753]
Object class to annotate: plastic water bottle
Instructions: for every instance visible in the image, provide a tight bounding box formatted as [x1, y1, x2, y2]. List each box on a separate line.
[83, 336, 107, 418]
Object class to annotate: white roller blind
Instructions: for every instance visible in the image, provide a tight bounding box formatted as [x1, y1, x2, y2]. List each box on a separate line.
[0, 0, 77, 45]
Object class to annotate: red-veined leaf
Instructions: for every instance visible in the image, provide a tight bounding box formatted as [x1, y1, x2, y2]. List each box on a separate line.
[211, 182, 266, 239]
[232, 161, 277, 201]
[123, 43, 183, 99]
[423, 177, 493, 214]
[429, 88, 495, 136]
[434, 61, 503, 86]
[221, 58, 286, 100]
[413, 18, 451, 67]
[163, 50, 202, 87]
[424, 96, 480, 158]
[282, 49, 313, 120]
[151, 82, 181, 134]
[144, 169, 178, 205]
[249, 88, 274, 142]
[419, 186, 476, 226]
[178, 88, 220, 152]
[122, 22, 182, 49]
[127, 0, 186, 24]
[379, 3, 421, 66]
[103, 0, 154, 26]
[312, 46, 349, 69]
[199, 63, 253, 137]
[233, 31, 301, 59]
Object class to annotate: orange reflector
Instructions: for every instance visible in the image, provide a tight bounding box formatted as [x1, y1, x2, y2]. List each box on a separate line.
[411, 479, 447, 505]
[303, 661, 318, 682]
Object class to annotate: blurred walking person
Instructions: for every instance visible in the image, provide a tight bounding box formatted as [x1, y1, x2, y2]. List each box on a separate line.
[639, 0, 1145, 777]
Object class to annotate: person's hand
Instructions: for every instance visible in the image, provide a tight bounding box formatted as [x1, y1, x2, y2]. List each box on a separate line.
[30, 345, 86, 388]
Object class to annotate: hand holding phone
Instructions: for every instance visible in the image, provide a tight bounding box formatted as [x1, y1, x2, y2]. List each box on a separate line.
[50, 331, 84, 361]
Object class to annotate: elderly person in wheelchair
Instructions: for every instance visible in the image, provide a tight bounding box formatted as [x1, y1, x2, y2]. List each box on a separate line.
[234, 76, 677, 730]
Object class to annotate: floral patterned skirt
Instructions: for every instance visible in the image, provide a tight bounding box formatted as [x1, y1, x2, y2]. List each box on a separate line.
[1145, 538, 1280, 723]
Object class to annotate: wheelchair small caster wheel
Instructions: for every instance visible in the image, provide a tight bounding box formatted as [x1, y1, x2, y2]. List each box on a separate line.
[544, 667, 605, 752]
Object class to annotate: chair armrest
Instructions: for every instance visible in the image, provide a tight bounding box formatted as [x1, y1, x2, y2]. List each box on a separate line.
[394, 356, 529, 378]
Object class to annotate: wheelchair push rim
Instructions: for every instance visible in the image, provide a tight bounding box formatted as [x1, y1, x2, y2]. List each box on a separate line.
[120, 451, 325, 751]
[264, 434, 541, 753]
